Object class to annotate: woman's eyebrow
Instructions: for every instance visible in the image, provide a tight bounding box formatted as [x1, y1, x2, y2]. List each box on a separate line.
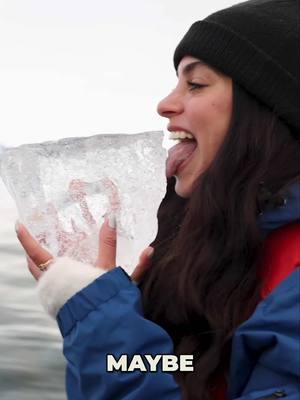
[176, 61, 205, 77]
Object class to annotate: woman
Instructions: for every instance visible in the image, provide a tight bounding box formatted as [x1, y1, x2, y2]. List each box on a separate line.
[16, 0, 300, 399]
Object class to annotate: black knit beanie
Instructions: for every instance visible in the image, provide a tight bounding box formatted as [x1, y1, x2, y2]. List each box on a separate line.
[173, 0, 300, 136]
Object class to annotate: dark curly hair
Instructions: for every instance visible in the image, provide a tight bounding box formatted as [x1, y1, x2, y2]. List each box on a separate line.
[139, 82, 300, 400]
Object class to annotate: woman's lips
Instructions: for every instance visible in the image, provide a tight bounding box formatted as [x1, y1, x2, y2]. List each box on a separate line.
[166, 141, 197, 178]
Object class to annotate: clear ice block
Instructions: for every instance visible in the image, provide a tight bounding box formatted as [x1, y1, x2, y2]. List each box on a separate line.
[0, 132, 167, 273]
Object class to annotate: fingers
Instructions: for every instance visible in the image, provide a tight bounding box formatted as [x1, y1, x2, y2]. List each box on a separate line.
[95, 215, 117, 270]
[26, 256, 42, 281]
[131, 246, 154, 284]
[16, 223, 53, 277]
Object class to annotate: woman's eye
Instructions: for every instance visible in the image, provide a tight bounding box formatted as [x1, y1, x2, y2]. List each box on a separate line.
[187, 82, 206, 91]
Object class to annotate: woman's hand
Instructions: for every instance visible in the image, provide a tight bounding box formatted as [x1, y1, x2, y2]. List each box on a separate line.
[15, 217, 154, 283]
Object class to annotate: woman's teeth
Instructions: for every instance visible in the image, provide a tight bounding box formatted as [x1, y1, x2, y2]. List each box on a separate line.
[168, 131, 195, 140]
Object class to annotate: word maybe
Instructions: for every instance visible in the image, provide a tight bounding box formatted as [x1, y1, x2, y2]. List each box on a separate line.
[107, 354, 194, 372]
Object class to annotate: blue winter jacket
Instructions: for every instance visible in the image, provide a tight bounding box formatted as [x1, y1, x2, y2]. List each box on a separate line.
[56, 182, 300, 400]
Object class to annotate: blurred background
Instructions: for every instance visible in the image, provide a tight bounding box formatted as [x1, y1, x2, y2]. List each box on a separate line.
[0, 0, 239, 398]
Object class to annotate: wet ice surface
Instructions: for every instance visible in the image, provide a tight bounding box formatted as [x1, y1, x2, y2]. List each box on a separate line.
[0, 132, 166, 273]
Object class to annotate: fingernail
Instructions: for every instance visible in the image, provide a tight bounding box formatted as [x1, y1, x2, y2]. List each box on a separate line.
[108, 214, 117, 229]
[15, 220, 21, 233]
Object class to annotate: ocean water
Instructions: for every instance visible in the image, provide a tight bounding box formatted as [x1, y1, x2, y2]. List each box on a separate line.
[0, 180, 66, 400]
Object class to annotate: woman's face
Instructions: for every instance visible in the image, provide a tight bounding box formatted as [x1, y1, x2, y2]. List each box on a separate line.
[157, 56, 233, 198]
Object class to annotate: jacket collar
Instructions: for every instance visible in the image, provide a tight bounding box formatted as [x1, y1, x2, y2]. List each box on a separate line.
[258, 180, 300, 237]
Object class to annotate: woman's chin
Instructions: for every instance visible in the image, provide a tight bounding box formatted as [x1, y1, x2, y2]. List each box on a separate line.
[174, 176, 192, 199]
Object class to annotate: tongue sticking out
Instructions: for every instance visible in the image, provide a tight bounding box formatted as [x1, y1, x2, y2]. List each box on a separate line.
[166, 141, 197, 178]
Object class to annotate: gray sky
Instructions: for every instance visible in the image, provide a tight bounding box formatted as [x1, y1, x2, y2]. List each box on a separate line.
[0, 0, 239, 147]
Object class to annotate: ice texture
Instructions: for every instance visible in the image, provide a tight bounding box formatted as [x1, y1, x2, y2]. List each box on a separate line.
[0, 132, 167, 273]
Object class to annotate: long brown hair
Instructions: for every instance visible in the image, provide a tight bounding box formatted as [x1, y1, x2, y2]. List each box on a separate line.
[140, 83, 300, 399]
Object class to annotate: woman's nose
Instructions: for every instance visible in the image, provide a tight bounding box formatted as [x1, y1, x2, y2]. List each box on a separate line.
[157, 91, 183, 118]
